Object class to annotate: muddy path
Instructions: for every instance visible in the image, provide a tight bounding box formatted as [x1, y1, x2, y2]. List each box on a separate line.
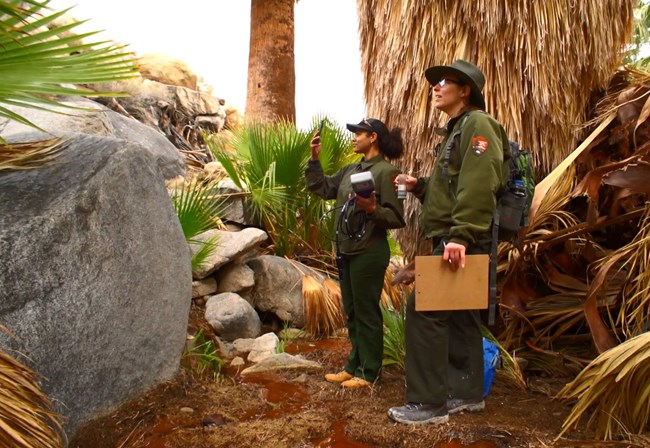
[71, 330, 585, 448]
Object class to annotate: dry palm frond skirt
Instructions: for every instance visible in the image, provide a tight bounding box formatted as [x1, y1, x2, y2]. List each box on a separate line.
[0, 326, 65, 448]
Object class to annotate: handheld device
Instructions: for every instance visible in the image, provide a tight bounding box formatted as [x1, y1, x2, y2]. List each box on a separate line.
[350, 171, 375, 198]
[312, 120, 325, 145]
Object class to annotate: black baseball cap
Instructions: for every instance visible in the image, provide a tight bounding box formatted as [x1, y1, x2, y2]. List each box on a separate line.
[346, 118, 389, 139]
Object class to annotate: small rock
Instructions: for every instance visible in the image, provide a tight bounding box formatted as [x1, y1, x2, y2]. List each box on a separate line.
[203, 413, 228, 427]
[180, 407, 194, 414]
[291, 373, 308, 383]
[230, 357, 245, 367]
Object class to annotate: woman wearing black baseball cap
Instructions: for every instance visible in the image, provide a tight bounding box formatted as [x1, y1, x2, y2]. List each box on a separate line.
[305, 118, 405, 388]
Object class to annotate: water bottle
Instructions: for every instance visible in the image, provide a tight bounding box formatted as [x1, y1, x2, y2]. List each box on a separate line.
[513, 179, 526, 197]
[397, 174, 407, 200]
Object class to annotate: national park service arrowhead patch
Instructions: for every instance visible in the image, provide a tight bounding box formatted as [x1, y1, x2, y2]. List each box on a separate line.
[472, 136, 488, 156]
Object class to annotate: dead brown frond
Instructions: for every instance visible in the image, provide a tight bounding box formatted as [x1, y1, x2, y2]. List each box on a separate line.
[557, 332, 650, 440]
[0, 138, 68, 171]
[283, 258, 345, 338]
[0, 347, 65, 448]
[381, 269, 410, 310]
[301, 275, 345, 338]
[589, 204, 650, 339]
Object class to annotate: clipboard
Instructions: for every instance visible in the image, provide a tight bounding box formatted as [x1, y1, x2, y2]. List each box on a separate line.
[415, 255, 489, 311]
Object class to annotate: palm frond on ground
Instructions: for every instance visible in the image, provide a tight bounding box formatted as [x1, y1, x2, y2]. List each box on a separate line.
[557, 331, 650, 440]
[482, 326, 527, 391]
[596, 206, 650, 339]
[492, 70, 650, 438]
[0, 327, 64, 448]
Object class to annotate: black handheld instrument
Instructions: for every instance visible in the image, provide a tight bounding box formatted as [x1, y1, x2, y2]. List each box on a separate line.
[312, 120, 325, 145]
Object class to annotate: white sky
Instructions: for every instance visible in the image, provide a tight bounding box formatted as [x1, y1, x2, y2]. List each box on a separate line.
[47, 0, 366, 130]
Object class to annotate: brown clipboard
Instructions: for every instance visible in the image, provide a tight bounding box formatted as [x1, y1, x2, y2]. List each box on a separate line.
[414, 255, 489, 311]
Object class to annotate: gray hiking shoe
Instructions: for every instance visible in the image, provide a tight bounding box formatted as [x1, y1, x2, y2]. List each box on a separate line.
[387, 402, 449, 425]
[446, 397, 485, 414]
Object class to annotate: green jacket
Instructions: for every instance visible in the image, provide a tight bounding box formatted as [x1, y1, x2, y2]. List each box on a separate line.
[305, 154, 405, 255]
[412, 110, 510, 247]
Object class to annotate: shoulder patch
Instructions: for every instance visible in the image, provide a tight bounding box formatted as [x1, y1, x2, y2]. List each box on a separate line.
[472, 136, 489, 156]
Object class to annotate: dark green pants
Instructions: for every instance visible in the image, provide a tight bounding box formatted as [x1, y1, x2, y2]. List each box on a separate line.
[405, 240, 485, 404]
[338, 239, 389, 381]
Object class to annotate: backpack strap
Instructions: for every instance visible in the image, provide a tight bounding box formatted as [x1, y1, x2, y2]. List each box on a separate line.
[440, 111, 475, 180]
[488, 208, 499, 326]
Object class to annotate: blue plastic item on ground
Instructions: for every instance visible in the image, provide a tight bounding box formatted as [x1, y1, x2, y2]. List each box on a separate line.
[483, 337, 500, 398]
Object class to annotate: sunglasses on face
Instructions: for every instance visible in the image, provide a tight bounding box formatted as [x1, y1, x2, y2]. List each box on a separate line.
[436, 78, 462, 88]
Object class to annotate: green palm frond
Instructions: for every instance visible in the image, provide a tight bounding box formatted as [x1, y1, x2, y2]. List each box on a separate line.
[0, 2, 138, 112]
[171, 179, 225, 240]
[0, 0, 138, 164]
[171, 179, 225, 271]
[182, 329, 222, 379]
[381, 301, 406, 370]
[206, 117, 355, 258]
[189, 235, 218, 273]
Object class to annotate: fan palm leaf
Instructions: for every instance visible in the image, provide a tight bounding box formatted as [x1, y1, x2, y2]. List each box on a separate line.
[381, 301, 406, 370]
[206, 118, 356, 258]
[0, 0, 138, 166]
[171, 178, 226, 272]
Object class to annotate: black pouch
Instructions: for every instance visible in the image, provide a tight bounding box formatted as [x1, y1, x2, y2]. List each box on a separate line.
[498, 190, 527, 233]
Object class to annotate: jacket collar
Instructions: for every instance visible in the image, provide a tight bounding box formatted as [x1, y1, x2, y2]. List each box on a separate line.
[359, 154, 384, 169]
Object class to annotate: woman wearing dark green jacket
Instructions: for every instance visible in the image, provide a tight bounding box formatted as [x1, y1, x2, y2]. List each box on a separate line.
[305, 118, 405, 388]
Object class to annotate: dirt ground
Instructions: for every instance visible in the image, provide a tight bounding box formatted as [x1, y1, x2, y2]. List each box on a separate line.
[70, 306, 616, 448]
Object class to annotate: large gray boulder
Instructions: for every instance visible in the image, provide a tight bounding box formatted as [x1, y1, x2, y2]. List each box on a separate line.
[246, 255, 309, 327]
[0, 133, 192, 436]
[0, 97, 185, 180]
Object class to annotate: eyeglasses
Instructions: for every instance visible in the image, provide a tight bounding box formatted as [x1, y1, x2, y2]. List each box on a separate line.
[436, 78, 462, 88]
[362, 119, 372, 128]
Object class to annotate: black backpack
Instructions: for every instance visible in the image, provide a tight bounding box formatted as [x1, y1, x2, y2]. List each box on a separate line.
[497, 141, 536, 238]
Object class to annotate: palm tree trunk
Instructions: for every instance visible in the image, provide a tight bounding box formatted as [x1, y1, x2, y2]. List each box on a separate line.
[245, 0, 296, 123]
